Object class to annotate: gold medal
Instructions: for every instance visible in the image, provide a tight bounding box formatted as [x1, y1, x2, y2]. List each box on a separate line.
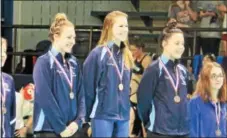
[69, 92, 74, 99]
[174, 95, 181, 103]
[215, 129, 222, 136]
[118, 83, 124, 91]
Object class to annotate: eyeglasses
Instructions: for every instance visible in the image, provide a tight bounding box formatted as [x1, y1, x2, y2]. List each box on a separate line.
[210, 74, 224, 80]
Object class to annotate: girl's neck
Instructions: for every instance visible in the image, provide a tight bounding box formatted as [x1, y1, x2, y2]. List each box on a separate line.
[52, 43, 65, 57]
[210, 89, 219, 103]
[162, 51, 175, 62]
[113, 39, 121, 47]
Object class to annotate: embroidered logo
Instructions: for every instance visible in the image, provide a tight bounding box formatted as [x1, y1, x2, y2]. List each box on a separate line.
[70, 66, 77, 77]
[164, 75, 170, 80]
[56, 69, 64, 74]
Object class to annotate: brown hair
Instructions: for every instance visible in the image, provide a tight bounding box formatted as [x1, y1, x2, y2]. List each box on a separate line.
[130, 37, 146, 50]
[98, 11, 134, 69]
[159, 21, 183, 49]
[49, 13, 74, 42]
[194, 62, 227, 103]
[203, 53, 216, 63]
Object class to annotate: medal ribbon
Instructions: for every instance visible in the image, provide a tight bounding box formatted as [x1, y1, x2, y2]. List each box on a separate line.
[1, 77, 6, 137]
[159, 58, 179, 94]
[1, 77, 6, 106]
[106, 47, 124, 83]
[214, 102, 221, 128]
[49, 51, 73, 91]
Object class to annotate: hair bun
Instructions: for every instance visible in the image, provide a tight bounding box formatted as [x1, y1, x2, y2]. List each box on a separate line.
[54, 13, 68, 22]
[166, 21, 177, 29]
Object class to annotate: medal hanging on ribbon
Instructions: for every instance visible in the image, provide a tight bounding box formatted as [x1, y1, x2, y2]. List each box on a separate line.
[215, 102, 222, 137]
[106, 47, 124, 91]
[174, 95, 181, 103]
[49, 52, 74, 99]
[69, 91, 74, 99]
[216, 129, 221, 137]
[1, 78, 7, 114]
[159, 58, 180, 103]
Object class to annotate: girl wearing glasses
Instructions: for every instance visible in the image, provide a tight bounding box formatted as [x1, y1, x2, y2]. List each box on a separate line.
[189, 62, 227, 137]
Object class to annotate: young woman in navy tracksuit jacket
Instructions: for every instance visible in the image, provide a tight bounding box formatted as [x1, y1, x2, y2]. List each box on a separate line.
[33, 13, 85, 137]
[189, 62, 227, 137]
[83, 11, 134, 137]
[137, 21, 190, 137]
[1, 37, 16, 137]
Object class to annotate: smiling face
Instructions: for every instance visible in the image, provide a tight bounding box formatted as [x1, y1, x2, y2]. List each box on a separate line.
[53, 26, 76, 53]
[112, 16, 129, 42]
[162, 32, 185, 60]
[210, 66, 224, 91]
[49, 13, 76, 54]
[98, 11, 129, 46]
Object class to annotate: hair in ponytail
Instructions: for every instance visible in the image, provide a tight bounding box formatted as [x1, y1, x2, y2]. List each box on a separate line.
[159, 20, 183, 49]
[49, 13, 74, 41]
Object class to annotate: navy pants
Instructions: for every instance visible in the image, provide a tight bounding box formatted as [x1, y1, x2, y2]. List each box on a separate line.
[91, 119, 129, 137]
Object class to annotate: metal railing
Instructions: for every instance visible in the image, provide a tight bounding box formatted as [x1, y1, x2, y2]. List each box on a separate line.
[2, 24, 226, 74]
[3, 24, 225, 51]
